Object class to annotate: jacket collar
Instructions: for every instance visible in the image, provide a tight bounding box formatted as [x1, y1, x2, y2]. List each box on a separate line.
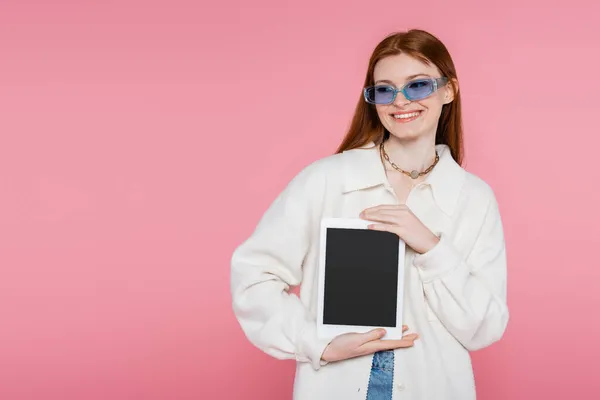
[340, 141, 466, 216]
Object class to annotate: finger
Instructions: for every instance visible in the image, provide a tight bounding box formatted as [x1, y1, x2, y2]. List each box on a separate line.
[362, 326, 410, 340]
[362, 333, 419, 348]
[359, 328, 387, 343]
[363, 212, 403, 225]
[370, 204, 408, 212]
[367, 223, 401, 235]
[360, 334, 419, 353]
[361, 204, 395, 212]
[382, 333, 419, 346]
[377, 336, 419, 350]
[361, 204, 407, 215]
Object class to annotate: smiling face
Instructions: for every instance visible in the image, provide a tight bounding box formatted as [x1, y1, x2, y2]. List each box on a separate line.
[372, 53, 455, 142]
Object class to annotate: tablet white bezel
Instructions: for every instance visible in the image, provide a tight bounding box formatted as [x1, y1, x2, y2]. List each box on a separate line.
[316, 217, 406, 341]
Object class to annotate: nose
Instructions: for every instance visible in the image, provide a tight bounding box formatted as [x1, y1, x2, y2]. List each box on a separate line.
[393, 90, 411, 106]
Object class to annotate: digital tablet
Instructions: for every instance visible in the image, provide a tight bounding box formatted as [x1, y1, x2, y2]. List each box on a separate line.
[316, 218, 406, 340]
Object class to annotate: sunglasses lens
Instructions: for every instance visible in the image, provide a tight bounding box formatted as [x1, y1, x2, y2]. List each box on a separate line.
[404, 79, 434, 100]
[365, 85, 395, 104]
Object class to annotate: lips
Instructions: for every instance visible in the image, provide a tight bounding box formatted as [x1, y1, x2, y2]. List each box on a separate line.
[390, 110, 423, 122]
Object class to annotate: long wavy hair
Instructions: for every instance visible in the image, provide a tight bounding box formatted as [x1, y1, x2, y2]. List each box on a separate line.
[336, 29, 464, 165]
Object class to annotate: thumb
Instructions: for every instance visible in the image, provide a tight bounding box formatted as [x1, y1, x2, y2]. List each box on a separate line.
[362, 328, 386, 342]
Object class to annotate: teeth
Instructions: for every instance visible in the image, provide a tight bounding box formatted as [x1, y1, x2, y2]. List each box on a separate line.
[393, 112, 421, 119]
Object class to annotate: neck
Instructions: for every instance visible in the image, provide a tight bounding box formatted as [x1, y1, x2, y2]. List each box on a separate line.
[383, 134, 437, 172]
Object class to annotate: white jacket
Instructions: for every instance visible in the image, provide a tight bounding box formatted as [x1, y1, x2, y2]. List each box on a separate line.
[230, 142, 509, 400]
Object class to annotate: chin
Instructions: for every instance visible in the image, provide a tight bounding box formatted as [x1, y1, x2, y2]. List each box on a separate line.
[386, 129, 424, 142]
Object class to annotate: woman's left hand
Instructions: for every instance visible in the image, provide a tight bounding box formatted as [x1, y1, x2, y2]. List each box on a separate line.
[360, 204, 440, 254]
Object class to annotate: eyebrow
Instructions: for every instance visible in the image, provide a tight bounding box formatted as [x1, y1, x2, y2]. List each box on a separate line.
[374, 74, 432, 85]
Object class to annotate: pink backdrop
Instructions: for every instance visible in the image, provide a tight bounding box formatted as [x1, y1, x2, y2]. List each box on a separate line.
[1, 0, 599, 399]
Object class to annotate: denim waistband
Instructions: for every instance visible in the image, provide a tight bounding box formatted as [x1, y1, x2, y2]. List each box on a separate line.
[371, 350, 394, 372]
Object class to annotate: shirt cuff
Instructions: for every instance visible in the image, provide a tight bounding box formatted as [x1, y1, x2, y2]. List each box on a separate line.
[298, 322, 332, 370]
[413, 233, 463, 282]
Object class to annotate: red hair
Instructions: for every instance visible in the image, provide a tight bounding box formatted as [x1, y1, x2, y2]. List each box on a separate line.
[336, 29, 464, 165]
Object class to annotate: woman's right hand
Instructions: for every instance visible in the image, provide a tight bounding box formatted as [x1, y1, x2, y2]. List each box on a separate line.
[321, 325, 419, 363]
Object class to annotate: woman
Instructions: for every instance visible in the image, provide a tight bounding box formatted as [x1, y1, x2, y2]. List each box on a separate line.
[230, 29, 508, 400]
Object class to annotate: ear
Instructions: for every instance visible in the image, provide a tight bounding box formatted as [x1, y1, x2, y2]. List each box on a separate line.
[443, 78, 458, 104]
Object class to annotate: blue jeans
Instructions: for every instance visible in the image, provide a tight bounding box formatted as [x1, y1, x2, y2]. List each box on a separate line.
[365, 349, 394, 400]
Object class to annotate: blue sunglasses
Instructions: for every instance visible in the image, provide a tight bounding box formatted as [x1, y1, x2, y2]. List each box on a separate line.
[364, 77, 449, 104]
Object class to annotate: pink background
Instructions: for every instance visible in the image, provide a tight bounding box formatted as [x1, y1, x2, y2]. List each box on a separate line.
[1, 0, 599, 399]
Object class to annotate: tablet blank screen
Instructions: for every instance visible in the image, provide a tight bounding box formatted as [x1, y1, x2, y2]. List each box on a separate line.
[323, 227, 399, 328]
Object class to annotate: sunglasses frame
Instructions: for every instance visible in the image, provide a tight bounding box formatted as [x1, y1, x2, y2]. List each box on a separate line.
[363, 77, 449, 105]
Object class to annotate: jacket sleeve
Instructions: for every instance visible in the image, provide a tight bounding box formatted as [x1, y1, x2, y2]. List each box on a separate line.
[230, 162, 332, 370]
[413, 191, 509, 351]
